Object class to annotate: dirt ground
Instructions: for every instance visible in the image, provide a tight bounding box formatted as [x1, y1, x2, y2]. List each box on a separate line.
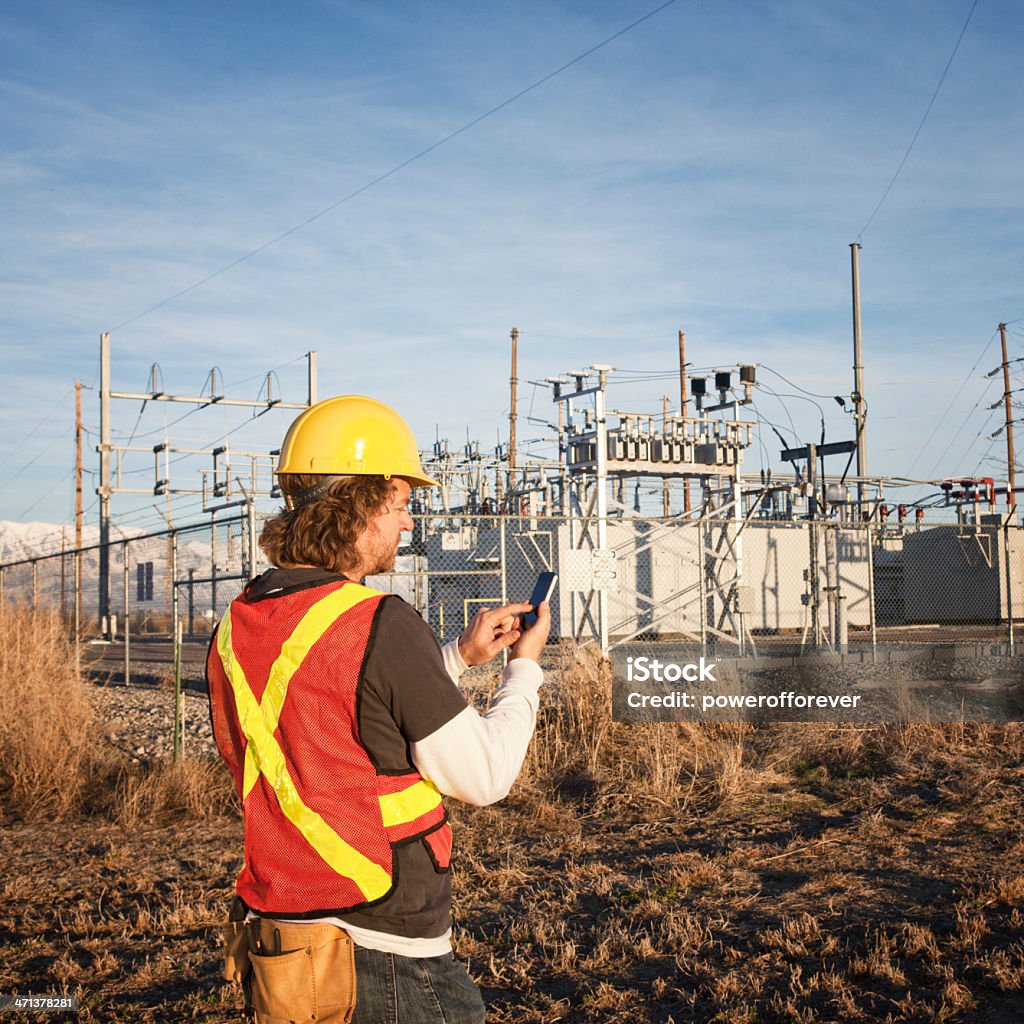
[3, 722, 1023, 1024]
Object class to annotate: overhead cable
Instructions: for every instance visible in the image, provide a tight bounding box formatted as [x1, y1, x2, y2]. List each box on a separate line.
[106, 0, 680, 334]
[906, 327, 998, 476]
[857, 0, 979, 239]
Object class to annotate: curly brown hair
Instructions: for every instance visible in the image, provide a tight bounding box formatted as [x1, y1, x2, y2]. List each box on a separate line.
[259, 474, 396, 575]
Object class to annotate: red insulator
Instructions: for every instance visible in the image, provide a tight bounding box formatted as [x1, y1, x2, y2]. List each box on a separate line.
[897, 504, 907, 521]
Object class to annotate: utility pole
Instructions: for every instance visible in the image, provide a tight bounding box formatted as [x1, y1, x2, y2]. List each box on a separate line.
[662, 394, 670, 516]
[99, 332, 112, 636]
[850, 244, 868, 516]
[594, 365, 611, 653]
[1000, 322, 1016, 512]
[307, 350, 318, 405]
[509, 328, 518, 476]
[679, 329, 691, 513]
[75, 380, 83, 633]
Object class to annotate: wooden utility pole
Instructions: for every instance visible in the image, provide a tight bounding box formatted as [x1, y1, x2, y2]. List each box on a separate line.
[679, 329, 691, 513]
[509, 328, 518, 473]
[1000, 322, 1016, 511]
[74, 380, 83, 630]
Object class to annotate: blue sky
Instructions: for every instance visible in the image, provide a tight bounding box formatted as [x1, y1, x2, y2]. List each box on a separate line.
[2, 0, 1022, 537]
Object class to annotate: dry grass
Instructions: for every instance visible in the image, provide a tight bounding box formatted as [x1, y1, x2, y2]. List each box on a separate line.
[114, 758, 238, 827]
[0, 605, 233, 826]
[3, 618, 1023, 1022]
[0, 605, 110, 817]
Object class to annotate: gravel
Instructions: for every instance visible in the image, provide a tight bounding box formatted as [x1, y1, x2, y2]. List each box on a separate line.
[88, 680, 218, 764]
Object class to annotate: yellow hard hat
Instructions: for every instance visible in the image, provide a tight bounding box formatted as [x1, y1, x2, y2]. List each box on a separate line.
[276, 395, 439, 488]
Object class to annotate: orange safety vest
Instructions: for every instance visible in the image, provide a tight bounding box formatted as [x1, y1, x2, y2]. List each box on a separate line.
[207, 578, 451, 916]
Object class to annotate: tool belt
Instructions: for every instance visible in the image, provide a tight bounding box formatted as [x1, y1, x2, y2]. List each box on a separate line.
[222, 898, 356, 1024]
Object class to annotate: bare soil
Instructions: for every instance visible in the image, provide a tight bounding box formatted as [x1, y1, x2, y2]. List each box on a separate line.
[3, 722, 1023, 1023]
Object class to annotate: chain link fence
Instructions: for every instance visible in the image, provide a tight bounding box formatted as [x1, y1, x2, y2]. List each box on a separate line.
[3, 512, 1023, 723]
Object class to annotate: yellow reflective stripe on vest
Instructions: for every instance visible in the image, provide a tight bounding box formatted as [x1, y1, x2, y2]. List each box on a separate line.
[252, 583, 379, 795]
[379, 778, 444, 828]
[217, 584, 391, 902]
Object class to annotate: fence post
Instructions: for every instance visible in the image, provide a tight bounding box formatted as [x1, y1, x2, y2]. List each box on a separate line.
[247, 498, 258, 581]
[1005, 518, 1015, 655]
[698, 517, 707, 656]
[867, 521, 877, 663]
[32, 561, 38, 609]
[172, 530, 183, 762]
[825, 526, 839, 652]
[499, 517, 508, 667]
[173, 619, 184, 762]
[123, 541, 130, 686]
[211, 512, 218, 631]
[73, 551, 80, 674]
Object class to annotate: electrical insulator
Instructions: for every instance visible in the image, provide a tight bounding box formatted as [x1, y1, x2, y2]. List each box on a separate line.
[897, 504, 907, 522]
[915, 508, 925, 523]
[739, 364, 756, 385]
[690, 377, 707, 397]
[879, 504, 890, 520]
[715, 371, 731, 392]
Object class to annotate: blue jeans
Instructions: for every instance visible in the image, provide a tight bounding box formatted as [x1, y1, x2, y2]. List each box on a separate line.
[350, 947, 485, 1024]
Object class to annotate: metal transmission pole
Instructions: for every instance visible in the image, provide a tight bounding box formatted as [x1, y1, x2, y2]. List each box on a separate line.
[662, 395, 670, 516]
[307, 350, 318, 405]
[95, 334, 315, 635]
[99, 333, 112, 635]
[1000, 322, 1016, 512]
[509, 327, 518, 476]
[593, 365, 611, 654]
[850, 244, 868, 515]
[679, 329, 691, 513]
[75, 380, 83, 633]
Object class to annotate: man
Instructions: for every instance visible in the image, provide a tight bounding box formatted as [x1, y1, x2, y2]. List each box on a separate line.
[207, 395, 550, 1024]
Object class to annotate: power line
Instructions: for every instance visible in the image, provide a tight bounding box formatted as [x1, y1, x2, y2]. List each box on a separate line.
[758, 364, 836, 401]
[18, 467, 76, 521]
[106, 0, 680, 335]
[0, 424, 75, 491]
[906, 327, 999, 476]
[0, 382, 76, 472]
[930, 386, 999, 478]
[857, 0, 979, 239]
[950, 408, 1001, 477]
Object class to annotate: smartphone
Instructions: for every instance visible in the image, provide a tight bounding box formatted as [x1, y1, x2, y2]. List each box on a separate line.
[524, 572, 557, 627]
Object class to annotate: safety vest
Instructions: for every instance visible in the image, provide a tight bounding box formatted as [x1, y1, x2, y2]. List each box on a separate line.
[207, 577, 450, 916]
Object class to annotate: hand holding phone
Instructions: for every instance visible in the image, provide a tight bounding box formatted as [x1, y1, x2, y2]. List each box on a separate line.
[511, 573, 554, 661]
[523, 572, 557, 627]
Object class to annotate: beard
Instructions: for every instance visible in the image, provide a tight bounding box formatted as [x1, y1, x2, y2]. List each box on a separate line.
[359, 525, 398, 577]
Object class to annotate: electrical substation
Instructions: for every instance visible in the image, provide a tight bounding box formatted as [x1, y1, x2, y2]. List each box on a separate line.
[4, 309, 1024, 665]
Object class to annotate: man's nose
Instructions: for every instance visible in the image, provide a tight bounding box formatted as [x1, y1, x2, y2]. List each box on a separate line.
[399, 511, 414, 531]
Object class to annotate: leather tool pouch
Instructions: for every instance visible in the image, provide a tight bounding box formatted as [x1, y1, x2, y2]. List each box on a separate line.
[222, 895, 251, 984]
[247, 918, 357, 1024]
